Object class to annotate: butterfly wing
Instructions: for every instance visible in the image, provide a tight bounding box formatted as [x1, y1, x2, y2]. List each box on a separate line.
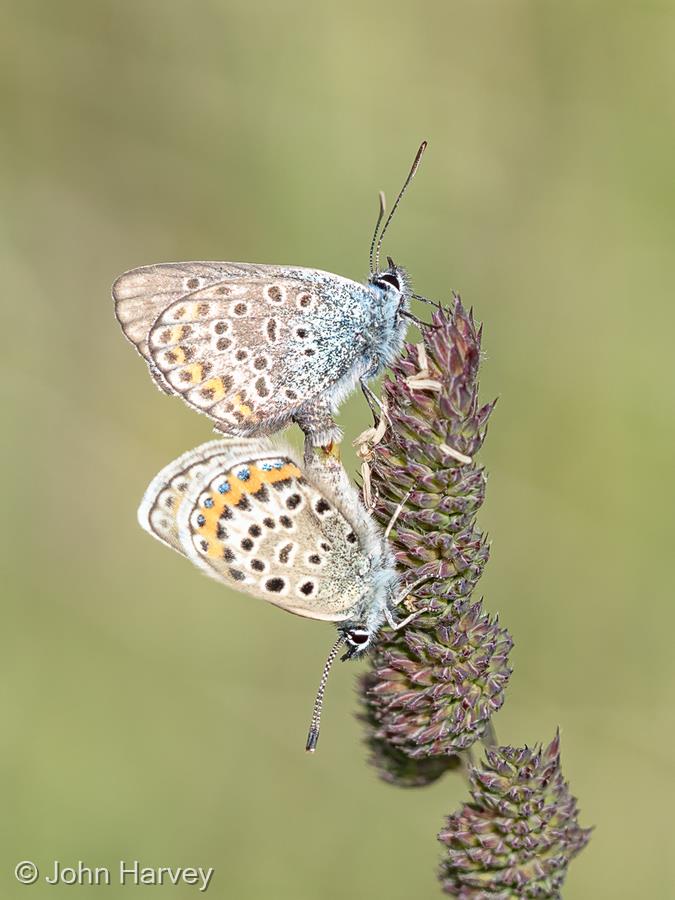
[113, 263, 288, 362]
[113, 262, 373, 434]
[137, 438, 254, 552]
[139, 438, 372, 622]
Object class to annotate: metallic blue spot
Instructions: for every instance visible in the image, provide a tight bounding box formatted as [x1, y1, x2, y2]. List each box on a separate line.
[273, 461, 283, 470]
[260, 462, 273, 472]
[203, 497, 214, 508]
[237, 466, 250, 481]
[197, 514, 206, 526]
[218, 481, 230, 494]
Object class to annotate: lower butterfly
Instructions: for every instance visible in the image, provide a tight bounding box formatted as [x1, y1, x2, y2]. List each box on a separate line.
[139, 437, 426, 749]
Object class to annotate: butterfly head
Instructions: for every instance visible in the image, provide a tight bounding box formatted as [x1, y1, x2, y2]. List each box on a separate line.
[370, 255, 412, 314]
[339, 624, 374, 659]
[305, 576, 397, 751]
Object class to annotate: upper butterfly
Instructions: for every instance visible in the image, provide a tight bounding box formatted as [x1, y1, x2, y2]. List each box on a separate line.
[112, 142, 428, 446]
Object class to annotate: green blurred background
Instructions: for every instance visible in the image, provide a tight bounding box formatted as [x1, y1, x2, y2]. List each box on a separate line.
[3, 1, 674, 897]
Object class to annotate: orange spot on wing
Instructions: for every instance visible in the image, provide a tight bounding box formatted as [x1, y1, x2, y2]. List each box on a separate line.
[214, 481, 243, 508]
[195, 462, 303, 549]
[179, 363, 204, 385]
[232, 393, 253, 418]
[258, 463, 302, 485]
[200, 376, 227, 402]
[163, 346, 186, 366]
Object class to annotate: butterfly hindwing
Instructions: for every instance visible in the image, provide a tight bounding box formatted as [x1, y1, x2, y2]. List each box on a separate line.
[145, 276, 310, 431]
[136, 440, 368, 621]
[137, 439, 256, 552]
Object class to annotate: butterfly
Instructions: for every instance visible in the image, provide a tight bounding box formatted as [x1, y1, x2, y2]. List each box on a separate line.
[138, 437, 426, 749]
[112, 143, 430, 447]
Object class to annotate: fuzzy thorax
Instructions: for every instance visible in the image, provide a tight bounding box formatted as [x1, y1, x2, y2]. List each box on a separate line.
[337, 541, 400, 658]
[365, 263, 412, 372]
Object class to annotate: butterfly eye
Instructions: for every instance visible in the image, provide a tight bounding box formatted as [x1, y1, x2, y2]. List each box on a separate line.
[375, 272, 401, 292]
[347, 629, 369, 646]
[340, 628, 371, 661]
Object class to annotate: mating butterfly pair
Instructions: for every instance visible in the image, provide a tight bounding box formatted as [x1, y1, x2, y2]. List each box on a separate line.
[113, 143, 431, 748]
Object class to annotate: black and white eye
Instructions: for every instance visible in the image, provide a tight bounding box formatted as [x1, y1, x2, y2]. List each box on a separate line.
[376, 272, 401, 291]
[347, 629, 369, 646]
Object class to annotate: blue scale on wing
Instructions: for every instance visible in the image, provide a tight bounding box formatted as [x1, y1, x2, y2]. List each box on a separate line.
[168, 450, 369, 621]
[137, 439, 254, 552]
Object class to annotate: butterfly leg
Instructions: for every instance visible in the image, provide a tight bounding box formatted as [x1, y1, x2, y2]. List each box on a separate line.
[293, 399, 343, 448]
[395, 571, 441, 606]
[383, 489, 412, 541]
[360, 374, 390, 429]
[384, 603, 431, 631]
[382, 571, 438, 631]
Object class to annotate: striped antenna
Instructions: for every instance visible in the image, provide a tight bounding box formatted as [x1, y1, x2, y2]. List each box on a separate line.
[305, 634, 345, 752]
[369, 191, 387, 275]
[373, 141, 427, 274]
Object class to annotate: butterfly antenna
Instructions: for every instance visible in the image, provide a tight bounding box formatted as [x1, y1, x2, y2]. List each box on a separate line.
[369, 191, 387, 275]
[374, 140, 427, 274]
[305, 634, 345, 752]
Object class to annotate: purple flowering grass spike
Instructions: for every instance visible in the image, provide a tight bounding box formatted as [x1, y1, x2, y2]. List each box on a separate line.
[359, 300, 511, 768]
[438, 734, 592, 898]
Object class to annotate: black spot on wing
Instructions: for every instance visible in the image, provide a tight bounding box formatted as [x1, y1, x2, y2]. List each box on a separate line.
[253, 485, 270, 503]
[272, 478, 293, 491]
[278, 543, 293, 563]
